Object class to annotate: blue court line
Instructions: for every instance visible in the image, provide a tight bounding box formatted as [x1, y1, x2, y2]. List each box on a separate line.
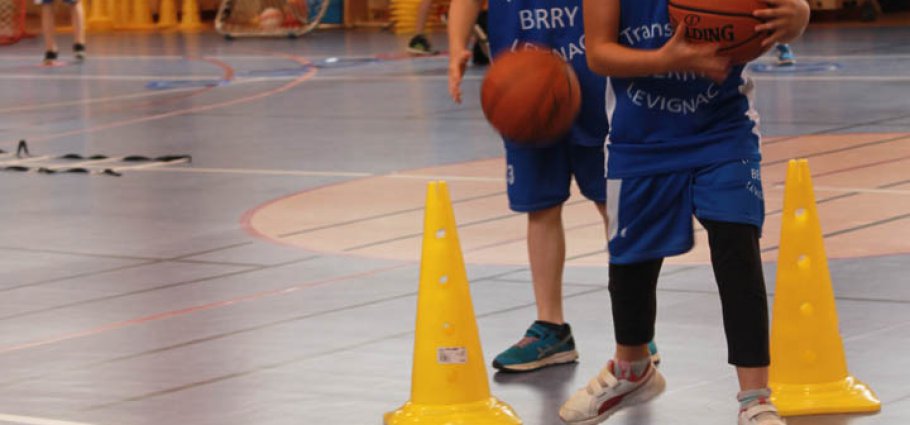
[749, 61, 842, 74]
[146, 56, 387, 89]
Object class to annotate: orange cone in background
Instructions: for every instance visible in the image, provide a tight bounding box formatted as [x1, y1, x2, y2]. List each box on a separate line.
[179, 0, 204, 31]
[769, 159, 881, 416]
[122, 0, 155, 29]
[158, 0, 179, 28]
[87, 0, 113, 31]
[384, 181, 522, 425]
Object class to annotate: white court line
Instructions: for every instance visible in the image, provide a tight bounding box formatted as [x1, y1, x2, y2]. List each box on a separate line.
[2, 73, 907, 83]
[107, 166, 501, 182]
[389, 173, 500, 182]
[0, 86, 199, 114]
[0, 55, 304, 61]
[131, 166, 504, 181]
[137, 166, 372, 178]
[110, 166, 910, 190]
[751, 75, 910, 82]
[0, 413, 98, 425]
[1, 53, 909, 61]
[0, 74, 222, 82]
[772, 184, 910, 195]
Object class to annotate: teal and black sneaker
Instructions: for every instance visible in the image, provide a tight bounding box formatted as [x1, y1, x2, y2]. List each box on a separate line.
[776, 44, 795, 66]
[492, 321, 578, 372]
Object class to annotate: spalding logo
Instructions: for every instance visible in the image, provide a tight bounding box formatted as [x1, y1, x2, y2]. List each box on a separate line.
[684, 16, 736, 43]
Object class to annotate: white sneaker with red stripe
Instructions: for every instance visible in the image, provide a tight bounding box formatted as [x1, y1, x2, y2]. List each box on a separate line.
[739, 401, 787, 425]
[559, 360, 665, 425]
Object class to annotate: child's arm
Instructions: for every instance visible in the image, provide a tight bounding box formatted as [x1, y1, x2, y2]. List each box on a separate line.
[447, 0, 482, 103]
[583, 0, 730, 82]
[754, 0, 811, 46]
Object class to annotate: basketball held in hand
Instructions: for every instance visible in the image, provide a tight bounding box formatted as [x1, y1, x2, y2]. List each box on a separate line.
[668, 0, 771, 65]
[480, 49, 581, 145]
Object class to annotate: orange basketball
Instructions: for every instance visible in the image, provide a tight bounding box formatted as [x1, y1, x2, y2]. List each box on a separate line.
[480, 49, 581, 144]
[668, 0, 771, 65]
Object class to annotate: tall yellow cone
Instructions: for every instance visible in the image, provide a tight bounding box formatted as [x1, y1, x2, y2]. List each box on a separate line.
[158, 0, 179, 28]
[108, 0, 125, 29]
[179, 0, 204, 31]
[87, 0, 113, 31]
[124, 0, 156, 30]
[384, 181, 522, 425]
[769, 159, 881, 416]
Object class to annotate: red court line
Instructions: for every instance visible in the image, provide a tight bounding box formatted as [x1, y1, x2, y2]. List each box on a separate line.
[12, 54, 315, 146]
[0, 57, 234, 115]
[82, 56, 237, 114]
[0, 263, 408, 356]
[771, 152, 910, 184]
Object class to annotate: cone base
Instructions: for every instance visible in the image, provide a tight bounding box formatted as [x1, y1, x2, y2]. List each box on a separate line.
[384, 397, 522, 425]
[771, 375, 881, 416]
[87, 19, 114, 32]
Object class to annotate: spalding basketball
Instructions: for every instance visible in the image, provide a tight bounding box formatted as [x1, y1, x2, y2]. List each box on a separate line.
[480, 49, 581, 144]
[668, 0, 771, 65]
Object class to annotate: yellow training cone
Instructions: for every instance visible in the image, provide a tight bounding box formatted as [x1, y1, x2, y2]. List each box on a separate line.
[158, 0, 179, 28]
[384, 181, 522, 425]
[769, 159, 881, 416]
[179, 0, 204, 31]
[124, 0, 156, 30]
[87, 0, 113, 31]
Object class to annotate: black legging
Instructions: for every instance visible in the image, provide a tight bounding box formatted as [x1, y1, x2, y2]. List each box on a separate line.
[608, 219, 770, 367]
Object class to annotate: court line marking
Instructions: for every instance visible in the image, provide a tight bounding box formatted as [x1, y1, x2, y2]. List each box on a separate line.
[11, 55, 317, 146]
[0, 263, 407, 355]
[0, 413, 98, 425]
[129, 166, 505, 182]
[0, 87, 200, 114]
[1, 53, 909, 61]
[128, 164, 910, 195]
[750, 75, 910, 82]
[784, 185, 910, 195]
[3, 72, 909, 84]
[0, 74, 224, 82]
[0, 56, 235, 115]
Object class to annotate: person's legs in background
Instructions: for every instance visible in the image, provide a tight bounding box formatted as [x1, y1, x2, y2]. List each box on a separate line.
[407, 0, 435, 54]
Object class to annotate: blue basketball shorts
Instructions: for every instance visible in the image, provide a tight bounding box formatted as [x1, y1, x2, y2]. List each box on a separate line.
[35, 0, 78, 4]
[607, 159, 765, 264]
[505, 141, 606, 212]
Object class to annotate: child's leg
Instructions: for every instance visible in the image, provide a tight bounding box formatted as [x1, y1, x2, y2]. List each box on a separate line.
[41, 3, 57, 53]
[701, 219, 784, 423]
[609, 259, 663, 362]
[527, 204, 566, 324]
[71, 0, 85, 46]
[700, 219, 770, 388]
[559, 258, 666, 425]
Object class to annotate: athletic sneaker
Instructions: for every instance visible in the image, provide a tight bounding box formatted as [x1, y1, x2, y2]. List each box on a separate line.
[648, 340, 661, 366]
[43, 50, 58, 66]
[407, 34, 434, 55]
[73, 43, 86, 62]
[492, 321, 578, 372]
[776, 44, 794, 66]
[739, 400, 786, 425]
[471, 40, 489, 66]
[559, 360, 666, 425]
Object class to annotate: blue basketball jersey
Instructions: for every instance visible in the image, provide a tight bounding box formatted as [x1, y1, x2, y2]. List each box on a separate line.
[605, 0, 761, 178]
[487, 0, 608, 147]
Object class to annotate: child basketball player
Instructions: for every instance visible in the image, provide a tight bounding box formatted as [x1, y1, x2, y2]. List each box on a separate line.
[556, 0, 809, 424]
[38, 0, 86, 65]
[447, 0, 659, 373]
